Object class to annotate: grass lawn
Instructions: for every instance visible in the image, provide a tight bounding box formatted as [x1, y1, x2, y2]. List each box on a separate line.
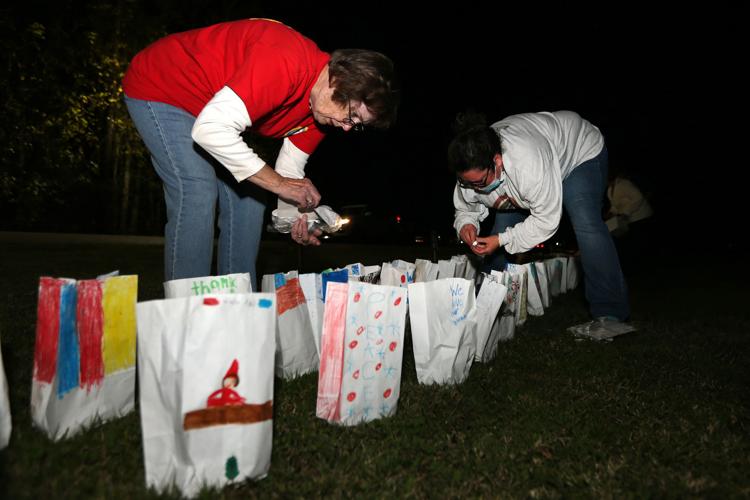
[0, 237, 748, 498]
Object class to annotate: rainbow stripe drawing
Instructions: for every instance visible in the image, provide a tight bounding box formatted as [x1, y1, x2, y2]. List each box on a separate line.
[31, 272, 137, 441]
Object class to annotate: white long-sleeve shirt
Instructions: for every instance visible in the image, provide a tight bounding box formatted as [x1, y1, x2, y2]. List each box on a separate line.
[453, 111, 604, 254]
[191, 86, 310, 183]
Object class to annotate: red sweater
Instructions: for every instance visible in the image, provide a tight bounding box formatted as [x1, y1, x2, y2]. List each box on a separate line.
[122, 19, 328, 154]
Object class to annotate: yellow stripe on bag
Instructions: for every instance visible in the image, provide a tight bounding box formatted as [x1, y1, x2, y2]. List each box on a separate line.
[102, 275, 137, 374]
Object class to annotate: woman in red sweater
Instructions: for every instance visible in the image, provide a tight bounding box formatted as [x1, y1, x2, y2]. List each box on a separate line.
[123, 19, 398, 286]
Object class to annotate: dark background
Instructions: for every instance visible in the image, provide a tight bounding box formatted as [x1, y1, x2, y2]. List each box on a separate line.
[1, 1, 743, 251]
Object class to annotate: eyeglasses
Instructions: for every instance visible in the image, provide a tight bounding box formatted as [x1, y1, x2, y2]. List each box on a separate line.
[457, 166, 493, 189]
[341, 100, 366, 132]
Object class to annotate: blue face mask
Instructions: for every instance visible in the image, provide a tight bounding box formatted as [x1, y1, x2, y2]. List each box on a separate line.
[476, 176, 503, 194]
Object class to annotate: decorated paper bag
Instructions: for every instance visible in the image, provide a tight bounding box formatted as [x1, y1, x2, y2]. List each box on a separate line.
[262, 272, 318, 379]
[31, 274, 137, 441]
[391, 259, 416, 284]
[414, 258, 439, 282]
[164, 273, 252, 299]
[566, 256, 580, 291]
[408, 278, 477, 385]
[321, 269, 349, 301]
[505, 264, 529, 326]
[437, 259, 457, 279]
[492, 271, 518, 341]
[136, 293, 276, 497]
[533, 261, 550, 308]
[1, 336, 10, 449]
[316, 282, 408, 426]
[473, 275, 507, 363]
[379, 262, 409, 288]
[523, 263, 545, 316]
[356, 265, 382, 284]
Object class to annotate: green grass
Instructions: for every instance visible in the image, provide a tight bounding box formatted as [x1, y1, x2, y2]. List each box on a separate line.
[1, 239, 748, 498]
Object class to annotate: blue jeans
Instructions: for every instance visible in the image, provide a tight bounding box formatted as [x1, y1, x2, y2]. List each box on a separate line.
[489, 147, 630, 320]
[124, 96, 266, 285]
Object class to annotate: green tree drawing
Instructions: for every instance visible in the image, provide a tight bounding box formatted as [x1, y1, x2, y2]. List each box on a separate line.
[225, 455, 239, 481]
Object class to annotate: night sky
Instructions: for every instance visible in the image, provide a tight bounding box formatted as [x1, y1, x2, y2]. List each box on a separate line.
[245, 5, 741, 249]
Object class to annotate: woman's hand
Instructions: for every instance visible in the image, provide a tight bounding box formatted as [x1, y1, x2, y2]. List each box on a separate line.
[277, 177, 321, 211]
[472, 234, 500, 256]
[459, 224, 478, 247]
[290, 215, 322, 246]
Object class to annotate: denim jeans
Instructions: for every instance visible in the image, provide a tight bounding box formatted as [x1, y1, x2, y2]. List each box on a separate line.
[125, 96, 266, 285]
[489, 146, 630, 320]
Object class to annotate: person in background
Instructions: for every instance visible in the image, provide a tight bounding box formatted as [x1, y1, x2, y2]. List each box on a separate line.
[604, 171, 654, 270]
[448, 110, 634, 336]
[122, 18, 398, 285]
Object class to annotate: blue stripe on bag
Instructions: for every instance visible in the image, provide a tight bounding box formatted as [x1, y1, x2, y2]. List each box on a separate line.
[57, 282, 80, 397]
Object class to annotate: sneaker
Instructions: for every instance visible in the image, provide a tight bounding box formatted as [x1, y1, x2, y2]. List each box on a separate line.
[567, 317, 636, 341]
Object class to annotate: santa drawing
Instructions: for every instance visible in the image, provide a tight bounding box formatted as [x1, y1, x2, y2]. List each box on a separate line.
[207, 359, 246, 407]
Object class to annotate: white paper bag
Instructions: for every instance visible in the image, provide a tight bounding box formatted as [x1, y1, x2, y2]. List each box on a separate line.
[31, 274, 137, 441]
[492, 271, 517, 342]
[408, 278, 477, 385]
[473, 275, 507, 363]
[391, 259, 416, 284]
[414, 258, 439, 282]
[136, 293, 276, 497]
[1, 337, 11, 449]
[533, 261, 550, 308]
[450, 255, 467, 281]
[505, 264, 529, 326]
[545, 257, 564, 298]
[523, 263, 545, 316]
[437, 260, 457, 279]
[566, 256, 580, 291]
[262, 272, 318, 379]
[164, 273, 252, 299]
[379, 262, 409, 288]
[298, 273, 324, 356]
[316, 282, 408, 425]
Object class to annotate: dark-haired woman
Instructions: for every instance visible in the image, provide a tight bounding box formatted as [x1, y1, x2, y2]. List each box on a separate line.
[448, 110, 633, 335]
[123, 19, 398, 285]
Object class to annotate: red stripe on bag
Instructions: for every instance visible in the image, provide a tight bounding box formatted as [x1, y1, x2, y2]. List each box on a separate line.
[77, 279, 105, 390]
[34, 277, 62, 383]
[276, 278, 306, 316]
[203, 298, 220, 306]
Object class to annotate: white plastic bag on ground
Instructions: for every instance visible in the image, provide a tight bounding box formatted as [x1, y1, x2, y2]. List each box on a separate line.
[164, 273, 252, 299]
[473, 275, 507, 363]
[136, 293, 276, 497]
[316, 282, 408, 425]
[31, 274, 137, 441]
[408, 278, 477, 385]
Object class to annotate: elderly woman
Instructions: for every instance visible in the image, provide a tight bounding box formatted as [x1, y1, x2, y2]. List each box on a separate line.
[123, 18, 398, 284]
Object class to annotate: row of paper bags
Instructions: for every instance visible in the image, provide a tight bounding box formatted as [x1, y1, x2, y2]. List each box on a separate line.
[2, 253, 577, 496]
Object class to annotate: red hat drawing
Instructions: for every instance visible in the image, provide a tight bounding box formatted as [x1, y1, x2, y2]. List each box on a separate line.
[224, 359, 240, 382]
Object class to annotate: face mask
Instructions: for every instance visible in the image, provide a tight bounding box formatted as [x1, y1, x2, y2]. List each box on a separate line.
[476, 176, 503, 194]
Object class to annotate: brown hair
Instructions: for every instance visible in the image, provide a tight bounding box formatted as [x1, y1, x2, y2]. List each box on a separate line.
[328, 49, 399, 129]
